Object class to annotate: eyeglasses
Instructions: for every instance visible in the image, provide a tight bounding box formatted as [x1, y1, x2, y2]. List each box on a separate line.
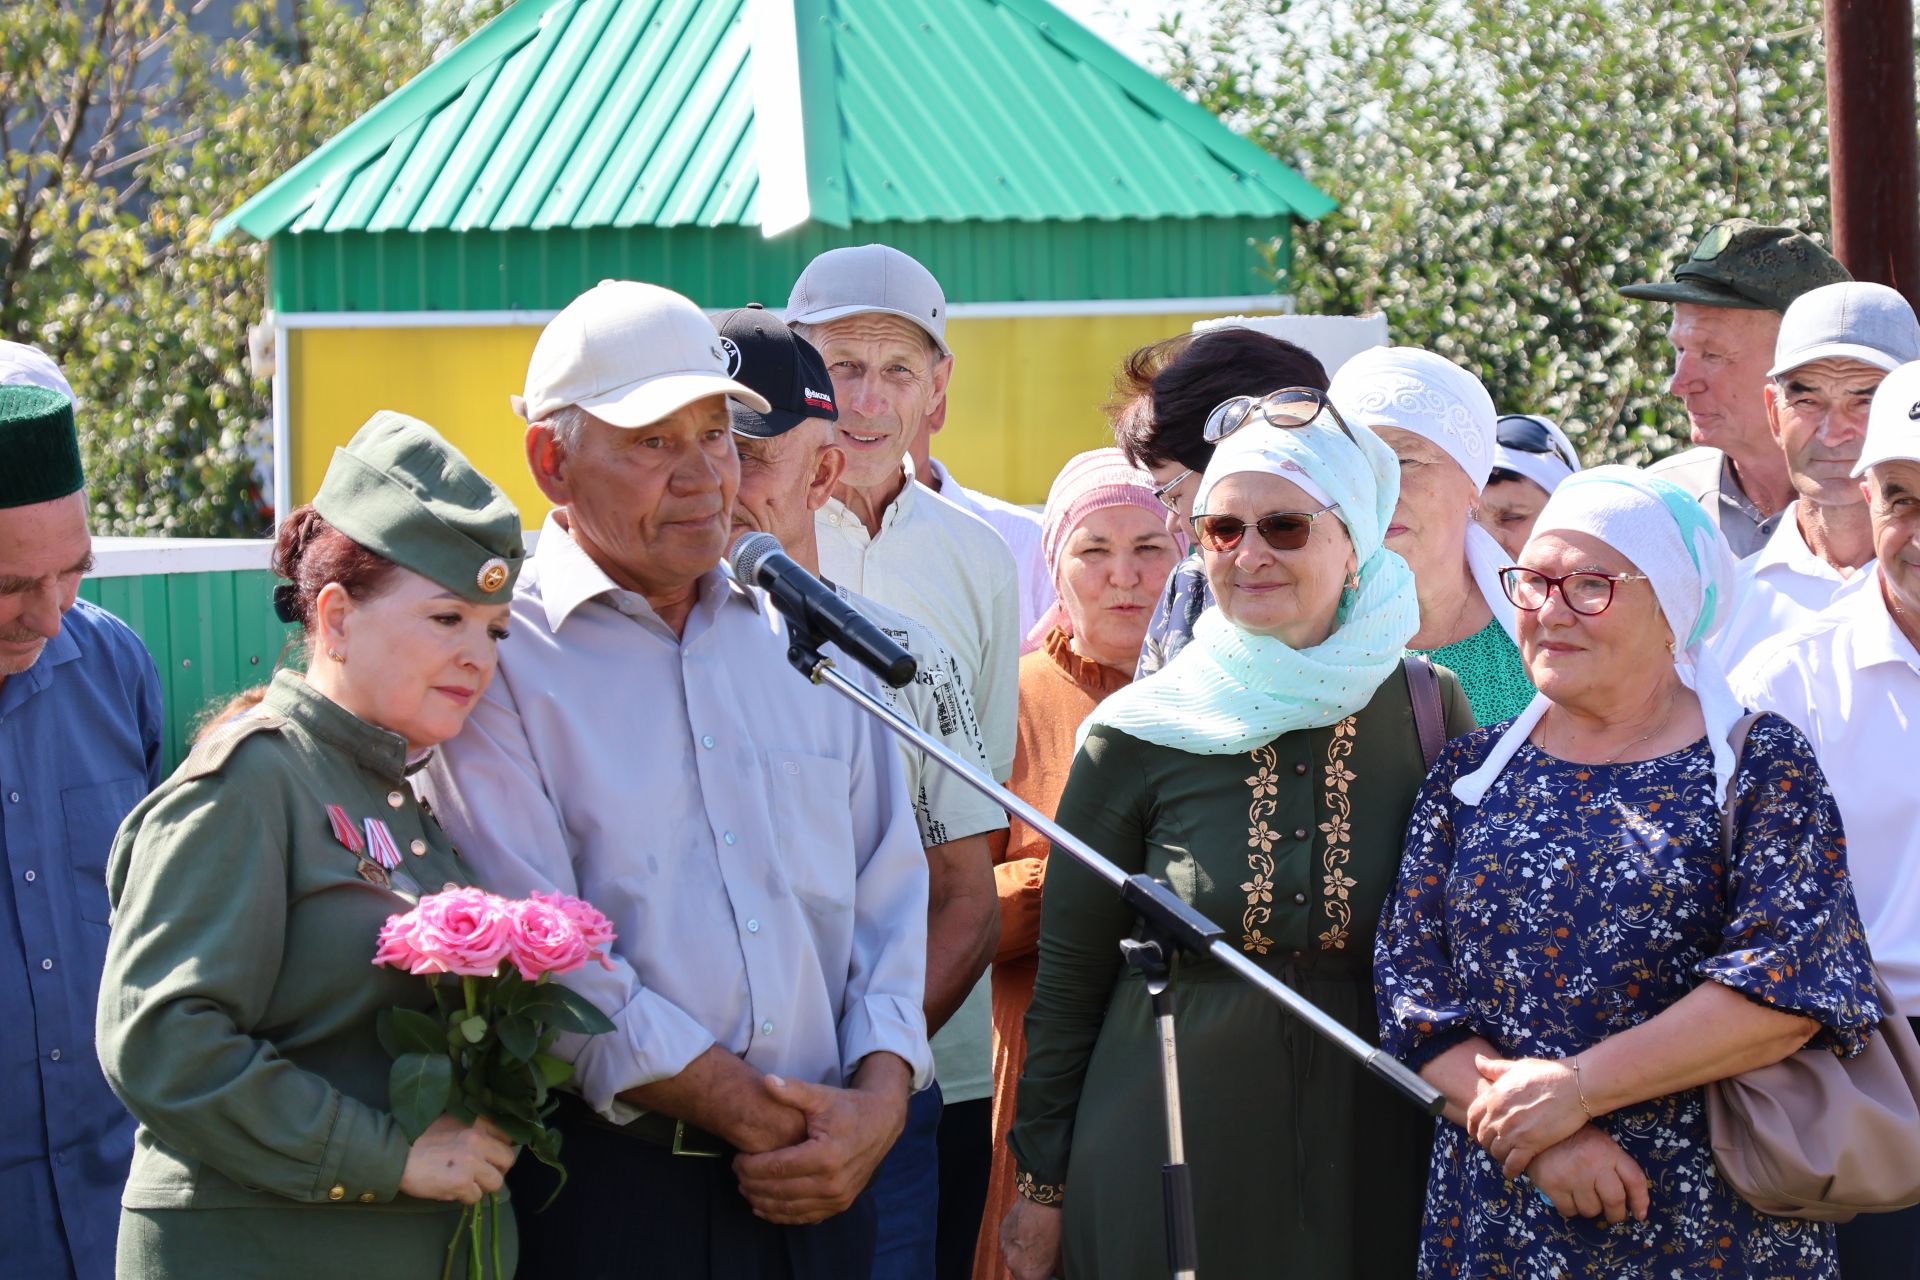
[1191, 507, 1334, 553]
[1499, 566, 1651, 616]
[1203, 387, 1361, 447]
[1495, 414, 1580, 470]
[1151, 467, 1195, 513]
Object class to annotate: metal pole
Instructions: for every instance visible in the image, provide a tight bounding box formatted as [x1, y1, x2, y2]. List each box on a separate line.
[1825, 0, 1920, 307]
[794, 649, 1444, 1114]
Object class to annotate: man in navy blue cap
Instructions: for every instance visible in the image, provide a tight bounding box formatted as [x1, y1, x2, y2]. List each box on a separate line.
[0, 378, 164, 1280]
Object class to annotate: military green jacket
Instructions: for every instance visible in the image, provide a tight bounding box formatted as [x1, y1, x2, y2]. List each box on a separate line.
[98, 670, 478, 1217]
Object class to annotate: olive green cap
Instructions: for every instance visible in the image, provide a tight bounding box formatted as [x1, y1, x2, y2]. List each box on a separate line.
[0, 385, 84, 509]
[312, 411, 524, 604]
[1619, 218, 1852, 312]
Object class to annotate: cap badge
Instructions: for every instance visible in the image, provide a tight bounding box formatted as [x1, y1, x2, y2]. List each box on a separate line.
[1909, 401, 1920, 421]
[720, 336, 742, 377]
[477, 558, 510, 593]
[1693, 223, 1734, 261]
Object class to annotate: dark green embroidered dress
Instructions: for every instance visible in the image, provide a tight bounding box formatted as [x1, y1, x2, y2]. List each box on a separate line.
[1007, 661, 1473, 1279]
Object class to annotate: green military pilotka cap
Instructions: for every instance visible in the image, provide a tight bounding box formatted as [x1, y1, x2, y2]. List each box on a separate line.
[311, 411, 525, 604]
[1619, 217, 1853, 312]
[0, 384, 84, 509]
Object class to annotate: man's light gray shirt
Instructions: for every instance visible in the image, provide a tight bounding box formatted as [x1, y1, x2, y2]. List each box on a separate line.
[420, 516, 931, 1122]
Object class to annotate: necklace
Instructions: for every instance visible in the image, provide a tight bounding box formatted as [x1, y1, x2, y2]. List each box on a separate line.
[1548, 706, 1674, 766]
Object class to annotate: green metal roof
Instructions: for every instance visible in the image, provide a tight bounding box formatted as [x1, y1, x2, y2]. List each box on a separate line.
[216, 0, 1334, 245]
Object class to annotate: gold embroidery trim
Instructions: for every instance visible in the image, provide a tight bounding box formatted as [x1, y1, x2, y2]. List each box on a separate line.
[1016, 1170, 1063, 1205]
[1318, 716, 1359, 949]
[1241, 745, 1280, 954]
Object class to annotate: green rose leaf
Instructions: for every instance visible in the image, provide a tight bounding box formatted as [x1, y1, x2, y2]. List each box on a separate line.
[530, 985, 615, 1036]
[496, 1014, 537, 1063]
[389, 1007, 447, 1056]
[533, 1053, 574, 1087]
[389, 1052, 454, 1140]
[459, 1015, 488, 1044]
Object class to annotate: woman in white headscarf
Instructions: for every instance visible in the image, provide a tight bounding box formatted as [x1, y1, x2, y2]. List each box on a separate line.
[1477, 412, 1584, 557]
[1330, 347, 1535, 724]
[998, 407, 1474, 1280]
[1373, 467, 1882, 1279]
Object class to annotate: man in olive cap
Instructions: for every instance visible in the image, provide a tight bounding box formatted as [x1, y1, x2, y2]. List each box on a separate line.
[0, 382, 164, 1280]
[1621, 217, 1852, 557]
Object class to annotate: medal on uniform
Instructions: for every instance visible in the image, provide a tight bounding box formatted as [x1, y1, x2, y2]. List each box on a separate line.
[325, 804, 365, 854]
[356, 859, 392, 889]
[363, 817, 403, 871]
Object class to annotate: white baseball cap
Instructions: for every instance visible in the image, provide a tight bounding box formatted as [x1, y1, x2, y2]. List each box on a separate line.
[1855, 360, 1920, 476]
[0, 340, 75, 401]
[1769, 281, 1920, 378]
[785, 244, 951, 358]
[513, 281, 770, 427]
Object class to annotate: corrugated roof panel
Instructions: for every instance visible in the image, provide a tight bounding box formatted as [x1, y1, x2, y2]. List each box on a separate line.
[219, 0, 1333, 245]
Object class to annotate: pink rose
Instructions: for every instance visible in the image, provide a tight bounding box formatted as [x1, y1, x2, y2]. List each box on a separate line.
[406, 887, 514, 977]
[372, 906, 428, 973]
[505, 897, 591, 981]
[531, 891, 617, 970]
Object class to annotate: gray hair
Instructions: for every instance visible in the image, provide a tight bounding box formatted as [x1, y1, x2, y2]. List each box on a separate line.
[539, 404, 592, 452]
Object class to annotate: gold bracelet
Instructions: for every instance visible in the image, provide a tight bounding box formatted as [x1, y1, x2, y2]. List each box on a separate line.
[1565, 1057, 1595, 1119]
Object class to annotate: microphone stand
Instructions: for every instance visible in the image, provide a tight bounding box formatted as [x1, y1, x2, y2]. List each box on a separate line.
[779, 628, 1444, 1280]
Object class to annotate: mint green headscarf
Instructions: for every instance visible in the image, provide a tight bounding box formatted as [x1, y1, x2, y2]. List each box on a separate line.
[1083, 417, 1420, 755]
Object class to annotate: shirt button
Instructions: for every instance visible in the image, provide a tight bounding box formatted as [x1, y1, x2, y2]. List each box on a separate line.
[701, 735, 716, 749]
[40, 958, 53, 971]
[359, 1192, 376, 1203]
[747, 919, 760, 934]
[1293, 892, 1308, 905]
[442, 882, 459, 893]
[7, 791, 18, 803]
[49, 1048, 61, 1062]
[1293, 828, 1308, 840]
[387, 791, 405, 808]
[761, 1020, 774, 1035]
[410, 840, 427, 857]
[723, 832, 737, 846]
[22, 869, 34, 883]
[1292, 764, 1307, 776]
[328, 1185, 346, 1201]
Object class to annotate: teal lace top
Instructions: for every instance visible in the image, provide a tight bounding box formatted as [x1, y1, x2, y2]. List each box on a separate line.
[1412, 617, 1533, 727]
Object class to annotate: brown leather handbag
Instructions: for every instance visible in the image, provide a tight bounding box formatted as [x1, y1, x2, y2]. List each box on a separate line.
[1703, 714, 1920, 1222]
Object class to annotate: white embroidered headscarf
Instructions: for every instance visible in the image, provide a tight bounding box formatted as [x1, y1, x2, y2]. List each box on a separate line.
[1082, 416, 1419, 755]
[1452, 466, 1743, 806]
[1328, 346, 1518, 643]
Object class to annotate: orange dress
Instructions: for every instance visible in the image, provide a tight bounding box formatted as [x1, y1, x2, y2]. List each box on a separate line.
[973, 626, 1131, 1280]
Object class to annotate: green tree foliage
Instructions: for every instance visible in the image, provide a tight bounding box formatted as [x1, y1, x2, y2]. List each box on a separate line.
[0, 0, 506, 535]
[1155, 0, 1841, 462]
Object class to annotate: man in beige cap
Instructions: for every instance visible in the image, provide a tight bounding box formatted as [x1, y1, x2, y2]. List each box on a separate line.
[1715, 281, 1920, 665]
[1621, 218, 1853, 557]
[787, 244, 1017, 1279]
[1732, 359, 1920, 1276]
[424, 281, 932, 1278]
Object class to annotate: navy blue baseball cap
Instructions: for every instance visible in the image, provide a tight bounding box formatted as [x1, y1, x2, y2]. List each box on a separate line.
[716, 303, 839, 438]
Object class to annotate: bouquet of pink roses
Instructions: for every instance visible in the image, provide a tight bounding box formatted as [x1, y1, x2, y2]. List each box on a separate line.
[373, 887, 618, 1279]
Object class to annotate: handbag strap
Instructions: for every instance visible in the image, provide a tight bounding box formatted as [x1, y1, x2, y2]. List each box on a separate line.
[1719, 711, 1764, 860]
[1404, 654, 1446, 771]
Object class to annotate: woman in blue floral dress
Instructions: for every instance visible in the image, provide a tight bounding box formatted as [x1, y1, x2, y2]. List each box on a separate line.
[1375, 468, 1883, 1279]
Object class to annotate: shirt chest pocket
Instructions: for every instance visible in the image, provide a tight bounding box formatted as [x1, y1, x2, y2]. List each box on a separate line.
[765, 750, 857, 911]
[62, 776, 148, 925]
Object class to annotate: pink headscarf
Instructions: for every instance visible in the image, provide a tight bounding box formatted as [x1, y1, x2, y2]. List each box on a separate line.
[1023, 448, 1185, 653]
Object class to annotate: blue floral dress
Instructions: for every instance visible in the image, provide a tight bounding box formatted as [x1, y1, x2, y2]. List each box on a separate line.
[1374, 715, 1881, 1279]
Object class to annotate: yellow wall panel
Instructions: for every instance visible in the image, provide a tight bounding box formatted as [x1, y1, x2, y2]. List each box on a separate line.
[286, 310, 1220, 519]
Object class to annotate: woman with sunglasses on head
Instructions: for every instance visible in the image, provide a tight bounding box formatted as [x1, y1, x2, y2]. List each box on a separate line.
[1329, 348, 1535, 726]
[1375, 467, 1880, 1279]
[999, 412, 1474, 1280]
[1111, 327, 1330, 677]
[1477, 413, 1584, 558]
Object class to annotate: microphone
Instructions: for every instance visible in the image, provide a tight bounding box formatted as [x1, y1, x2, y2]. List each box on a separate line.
[728, 532, 918, 688]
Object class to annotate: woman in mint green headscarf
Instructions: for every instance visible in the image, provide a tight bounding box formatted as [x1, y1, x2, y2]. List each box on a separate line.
[998, 396, 1476, 1280]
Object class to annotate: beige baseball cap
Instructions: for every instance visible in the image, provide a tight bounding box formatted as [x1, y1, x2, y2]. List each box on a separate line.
[513, 280, 770, 427]
[1854, 360, 1920, 477]
[785, 244, 951, 358]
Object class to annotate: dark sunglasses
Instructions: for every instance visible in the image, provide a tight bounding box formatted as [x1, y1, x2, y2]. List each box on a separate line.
[1203, 387, 1360, 447]
[1495, 414, 1580, 469]
[1191, 507, 1334, 553]
[1499, 566, 1650, 616]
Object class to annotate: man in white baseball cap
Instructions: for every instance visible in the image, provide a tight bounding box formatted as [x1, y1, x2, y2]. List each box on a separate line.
[1714, 281, 1920, 667]
[1732, 356, 1920, 1278]
[424, 280, 932, 1278]
[0, 339, 77, 400]
[789, 244, 1016, 1280]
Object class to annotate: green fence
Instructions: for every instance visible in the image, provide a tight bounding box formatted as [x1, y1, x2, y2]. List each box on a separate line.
[79, 540, 301, 773]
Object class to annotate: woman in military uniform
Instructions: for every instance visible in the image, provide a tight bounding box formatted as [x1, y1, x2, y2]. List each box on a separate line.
[999, 401, 1473, 1280]
[97, 412, 526, 1278]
